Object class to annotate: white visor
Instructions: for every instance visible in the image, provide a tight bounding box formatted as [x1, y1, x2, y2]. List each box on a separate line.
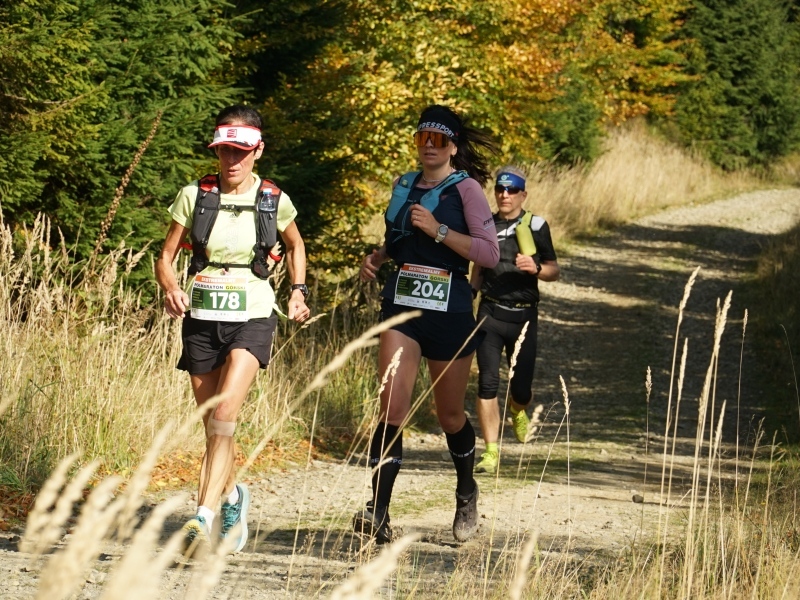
[208, 125, 262, 150]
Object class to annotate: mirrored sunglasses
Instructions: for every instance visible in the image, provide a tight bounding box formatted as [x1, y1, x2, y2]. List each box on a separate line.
[413, 130, 452, 148]
[495, 185, 523, 195]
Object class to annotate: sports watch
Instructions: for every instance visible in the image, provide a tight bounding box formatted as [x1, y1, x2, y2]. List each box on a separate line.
[290, 283, 310, 299]
[435, 224, 449, 243]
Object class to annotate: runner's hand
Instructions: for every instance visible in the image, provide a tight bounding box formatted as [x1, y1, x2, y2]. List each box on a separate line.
[515, 254, 539, 275]
[360, 248, 385, 282]
[165, 289, 189, 319]
[409, 204, 436, 238]
[288, 296, 310, 322]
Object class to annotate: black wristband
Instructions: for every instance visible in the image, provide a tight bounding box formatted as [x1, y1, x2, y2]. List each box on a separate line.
[291, 283, 309, 299]
[532, 254, 542, 274]
[471, 288, 479, 299]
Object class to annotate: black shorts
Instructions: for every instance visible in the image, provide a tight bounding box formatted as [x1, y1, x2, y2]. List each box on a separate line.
[380, 298, 484, 361]
[177, 314, 278, 375]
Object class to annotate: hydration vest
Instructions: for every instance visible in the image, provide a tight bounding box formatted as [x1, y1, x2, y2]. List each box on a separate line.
[482, 210, 546, 304]
[385, 170, 469, 241]
[384, 170, 471, 274]
[186, 174, 281, 279]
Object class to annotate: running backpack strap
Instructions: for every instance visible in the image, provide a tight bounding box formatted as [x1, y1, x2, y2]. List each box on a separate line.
[384, 170, 469, 221]
[188, 174, 221, 275]
[251, 178, 281, 279]
[418, 170, 468, 213]
[385, 172, 420, 223]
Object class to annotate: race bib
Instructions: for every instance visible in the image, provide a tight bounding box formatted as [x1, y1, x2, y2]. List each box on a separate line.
[394, 264, 451, 312]
[191, 274, 248, 321]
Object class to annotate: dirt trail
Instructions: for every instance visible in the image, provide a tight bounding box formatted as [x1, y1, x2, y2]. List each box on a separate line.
[2, 188, 800, 599]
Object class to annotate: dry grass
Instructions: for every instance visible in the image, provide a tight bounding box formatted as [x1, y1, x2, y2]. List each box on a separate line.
[7, 265, 800, 598]
[516, 121, 759, 241]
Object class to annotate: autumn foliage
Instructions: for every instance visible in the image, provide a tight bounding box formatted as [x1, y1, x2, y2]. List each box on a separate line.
[1, 0, 799, 268]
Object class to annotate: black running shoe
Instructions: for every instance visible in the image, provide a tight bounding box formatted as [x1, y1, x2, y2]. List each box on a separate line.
[353, 501, 393, 544]
[453, 481, 479, 542]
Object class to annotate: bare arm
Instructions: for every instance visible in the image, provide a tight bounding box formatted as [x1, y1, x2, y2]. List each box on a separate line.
[407, 202, 477, 259]
[280, 220, 310, 322]
[155, 220, 191, 319]
[538, 260, 560, 282]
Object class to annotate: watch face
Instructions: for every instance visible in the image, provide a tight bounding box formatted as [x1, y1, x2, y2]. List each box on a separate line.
[438, 224, 448, 235]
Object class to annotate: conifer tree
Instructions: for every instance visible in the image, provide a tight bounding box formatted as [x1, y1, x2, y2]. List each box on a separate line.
[675, 0, 800, 169]
[0, 0, 240, 259]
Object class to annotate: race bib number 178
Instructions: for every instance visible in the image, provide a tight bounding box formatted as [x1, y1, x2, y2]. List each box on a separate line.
[394, 264, 451, 312]
[191, 274, 248, 322]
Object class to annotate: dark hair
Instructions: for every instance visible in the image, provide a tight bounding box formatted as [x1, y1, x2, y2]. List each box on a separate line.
[215, 105, 263, 129]
[418, 104, 498, 186]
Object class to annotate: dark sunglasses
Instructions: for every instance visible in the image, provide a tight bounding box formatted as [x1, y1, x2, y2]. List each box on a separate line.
[413, 130, 452, 148]
[494, 185, 523, 195]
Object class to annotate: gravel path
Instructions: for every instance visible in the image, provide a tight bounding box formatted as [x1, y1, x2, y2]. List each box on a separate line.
[2, 188, 799, 599]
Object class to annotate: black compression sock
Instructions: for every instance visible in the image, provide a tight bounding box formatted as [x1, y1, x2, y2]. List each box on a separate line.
[445, 419, 477, 497]
[370, 422, 402, 508]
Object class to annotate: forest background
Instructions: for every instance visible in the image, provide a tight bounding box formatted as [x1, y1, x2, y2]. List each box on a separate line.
[4, 0, 800, 270]
[2, 0, 800, 497]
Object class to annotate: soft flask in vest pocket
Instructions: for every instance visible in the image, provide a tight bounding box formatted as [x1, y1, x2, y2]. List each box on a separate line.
[253, 188, 279, 279]
[515, 212, 537, 256]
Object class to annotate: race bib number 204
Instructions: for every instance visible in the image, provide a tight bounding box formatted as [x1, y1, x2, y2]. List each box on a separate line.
[191, 274, 248, 322]
[394, 264, 451, 312]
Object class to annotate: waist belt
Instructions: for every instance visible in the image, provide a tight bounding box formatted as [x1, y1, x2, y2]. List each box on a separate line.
[483, 295, 537, 309]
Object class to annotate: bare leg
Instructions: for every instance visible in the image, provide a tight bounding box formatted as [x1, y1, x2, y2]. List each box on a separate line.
[430, 355, 476, 495]
[476, 396, 500, 444]
[428, 354, 473, 434]
[429, 353, 479, 542]
[191, 348, 260, 510]
[509, 398, 527, 414]
[378, 329, 419, 425]
[370, 329, 419, 507]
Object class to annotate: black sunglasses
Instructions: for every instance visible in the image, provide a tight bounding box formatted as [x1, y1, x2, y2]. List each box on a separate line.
[494, 185, 523, 195]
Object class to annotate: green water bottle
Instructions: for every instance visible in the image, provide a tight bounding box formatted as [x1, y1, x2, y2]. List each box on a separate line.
[515, 211, 537, 256]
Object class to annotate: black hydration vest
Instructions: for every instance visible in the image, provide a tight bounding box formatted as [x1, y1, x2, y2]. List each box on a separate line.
[187, 174, 280, 279]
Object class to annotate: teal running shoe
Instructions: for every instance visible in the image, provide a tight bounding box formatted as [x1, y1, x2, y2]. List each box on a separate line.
[220, 483, 250, 553]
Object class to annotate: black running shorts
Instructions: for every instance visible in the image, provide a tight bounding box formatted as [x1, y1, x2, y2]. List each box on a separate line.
[379, 298, 484, 361]
[177, 314, 278, 374]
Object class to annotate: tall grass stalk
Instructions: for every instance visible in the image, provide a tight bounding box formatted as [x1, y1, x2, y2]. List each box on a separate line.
[736, 311, 748, 504]
[780, 324, 800, 434]
[684, 291, 732, 597]
[90, 110, 163, 266]
[483, 320, 529, 597]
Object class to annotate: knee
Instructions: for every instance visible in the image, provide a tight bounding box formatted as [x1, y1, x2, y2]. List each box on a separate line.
[206, 416, 236, 438]
[509, 381, 533, 406]
[478, 383, 498, 399]
[380, 392, 411, 425]
[437, 408, 466, 434]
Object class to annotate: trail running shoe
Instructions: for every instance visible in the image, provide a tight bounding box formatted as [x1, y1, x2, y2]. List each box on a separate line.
[220, 483, 250, 553]
[512, 408, 531, 443]
[353, 501, 393, 544]
[453, 481, 479, 542]
[181, 515, 210, 556]
[475, 449, 499, 474]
